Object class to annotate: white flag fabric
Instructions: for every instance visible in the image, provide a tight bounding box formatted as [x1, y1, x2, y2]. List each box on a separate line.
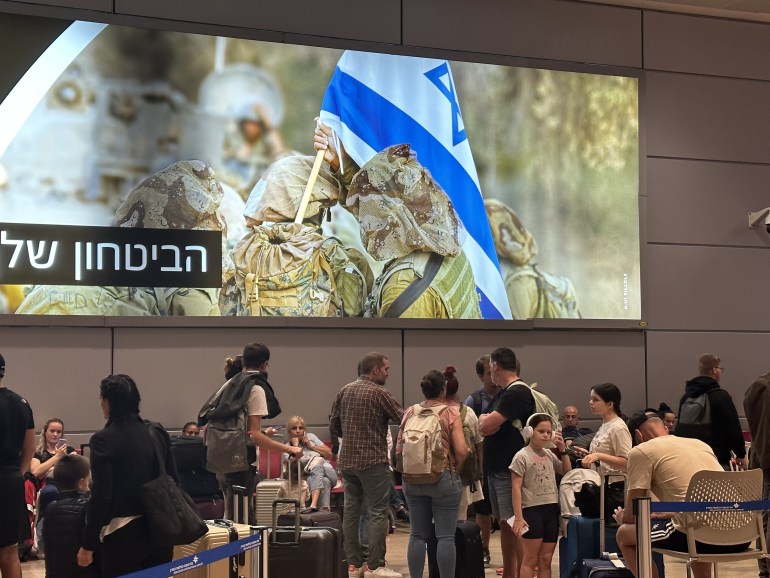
[319, 51, 511, 319]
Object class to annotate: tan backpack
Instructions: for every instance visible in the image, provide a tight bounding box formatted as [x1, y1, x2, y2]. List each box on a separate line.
[231, 223, 370, 317]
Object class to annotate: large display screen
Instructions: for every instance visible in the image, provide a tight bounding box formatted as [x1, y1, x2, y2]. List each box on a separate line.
[0, 20, 640, 320]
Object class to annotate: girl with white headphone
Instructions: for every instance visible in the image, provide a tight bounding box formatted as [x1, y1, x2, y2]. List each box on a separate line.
[509, 413, 572, 578]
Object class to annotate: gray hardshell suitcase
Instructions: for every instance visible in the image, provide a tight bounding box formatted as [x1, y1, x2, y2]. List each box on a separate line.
[255, 448, 283, 526]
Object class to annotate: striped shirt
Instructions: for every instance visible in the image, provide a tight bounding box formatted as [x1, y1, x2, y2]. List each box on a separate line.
[330, 376, 404, 471]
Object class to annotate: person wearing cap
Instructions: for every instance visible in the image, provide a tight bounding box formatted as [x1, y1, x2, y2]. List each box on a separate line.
[0, 352, 36, 578]
[16, 160, 230, 317]
[225, 154, 373, 317]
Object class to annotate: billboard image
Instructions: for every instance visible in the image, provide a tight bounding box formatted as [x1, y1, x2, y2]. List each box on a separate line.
[0, 21, 640, 319]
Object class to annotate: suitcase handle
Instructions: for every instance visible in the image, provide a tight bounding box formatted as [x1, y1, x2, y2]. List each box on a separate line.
[271, 499, 301, 544]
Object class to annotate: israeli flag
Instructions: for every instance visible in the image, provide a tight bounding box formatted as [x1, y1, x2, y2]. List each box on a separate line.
[319, 51, 511, 319]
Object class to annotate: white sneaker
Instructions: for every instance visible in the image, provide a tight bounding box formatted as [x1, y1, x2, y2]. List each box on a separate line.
[363, 565, 403, 578]
[348, 565, 364, 578]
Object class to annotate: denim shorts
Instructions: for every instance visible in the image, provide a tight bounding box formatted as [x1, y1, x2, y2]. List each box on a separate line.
[487, 469, 513, 520]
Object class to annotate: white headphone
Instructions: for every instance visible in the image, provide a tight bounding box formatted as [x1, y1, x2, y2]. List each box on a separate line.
[521, 413, 558, 441]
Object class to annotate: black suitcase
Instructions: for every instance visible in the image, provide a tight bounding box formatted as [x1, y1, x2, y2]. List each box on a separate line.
[427, 520, 485, 578]
[277, 509, 342, 531]
[269, 499, 346, 578]
[573, 558, 633, 578]
[172, 435, 222, 499]
[276, 457, 342, 531]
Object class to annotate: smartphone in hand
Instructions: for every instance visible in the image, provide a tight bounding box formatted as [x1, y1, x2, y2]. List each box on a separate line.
[56, 439, 67, 450]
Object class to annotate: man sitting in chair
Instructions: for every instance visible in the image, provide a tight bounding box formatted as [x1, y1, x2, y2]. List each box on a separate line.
[615, 413, 750, 578]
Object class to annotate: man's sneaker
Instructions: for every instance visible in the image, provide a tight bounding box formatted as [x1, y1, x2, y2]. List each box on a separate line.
[348, 565, 364, 578]
[483, 548, 491, 566]
[363, 565, 403, 578]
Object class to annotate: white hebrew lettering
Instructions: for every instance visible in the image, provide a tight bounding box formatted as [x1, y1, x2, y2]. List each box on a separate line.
[97, 243, 121, 271]
[26, 240, 57, 269]
[75, 242, 83, 281]
[86, 242, 93, 270]
[184, 245, 207, 273]
[0, 230, 24, 268]
[160, 244, 182, 272]
[125, 244, 148, 271]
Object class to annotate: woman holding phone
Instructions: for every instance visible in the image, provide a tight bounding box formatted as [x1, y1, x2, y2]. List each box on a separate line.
[30, 418, 75, 483]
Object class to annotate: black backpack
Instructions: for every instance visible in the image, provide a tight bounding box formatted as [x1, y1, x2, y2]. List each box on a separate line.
[675, 391, 713, 442]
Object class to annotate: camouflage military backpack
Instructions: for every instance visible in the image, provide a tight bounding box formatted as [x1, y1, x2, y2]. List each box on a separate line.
[506, 265, 580, 319]
[231, 223, 371, 317]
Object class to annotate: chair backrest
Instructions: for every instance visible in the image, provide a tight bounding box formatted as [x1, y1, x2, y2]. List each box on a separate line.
[682, 468, 764, 548]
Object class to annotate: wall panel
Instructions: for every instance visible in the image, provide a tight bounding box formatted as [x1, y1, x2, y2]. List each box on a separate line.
[112, 327, 402, 429]
[646, 71, 770, 163]
[113, 0, 401, 44]
[644, 244, 770, 331]
[0, 327, 112, 431]
[646, 158, 770, 247]
[2, 0, 107, 12]
[644, 11, 770, 81]
[403, 0, 641, 67]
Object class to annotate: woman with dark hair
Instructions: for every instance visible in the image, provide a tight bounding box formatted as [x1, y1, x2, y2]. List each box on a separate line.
[396, 370, 468, 578]
[77, 374, 177, 578]
[223, 355, 243, 381]
[657, 403, 676, 431]
[575, 383, 631, 476]
[443, 366, 484, 524]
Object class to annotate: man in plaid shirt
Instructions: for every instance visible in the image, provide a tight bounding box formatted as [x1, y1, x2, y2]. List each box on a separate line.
[330, 352, 404, 578]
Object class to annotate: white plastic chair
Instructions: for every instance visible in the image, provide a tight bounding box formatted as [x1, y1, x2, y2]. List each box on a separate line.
[652, 468, 768, 578]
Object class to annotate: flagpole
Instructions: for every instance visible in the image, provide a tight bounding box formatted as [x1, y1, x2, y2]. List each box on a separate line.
[294, 149, 326, 224]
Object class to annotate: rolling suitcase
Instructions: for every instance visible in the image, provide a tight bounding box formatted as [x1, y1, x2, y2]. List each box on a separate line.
[255, 447, 284, 526]
[567, 472, 664, 578]
[174, 520, 253, 578]
[269, 498, 346, 578]
[427, 520, 484, 578]
[275, 458, 342, 531]
[172, 486, 262, 578]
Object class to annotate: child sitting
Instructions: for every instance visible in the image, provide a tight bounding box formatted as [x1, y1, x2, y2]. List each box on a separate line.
[510, 414, 571, 578]
[43, 453, 101, 578]
[276, 457, 311, 515]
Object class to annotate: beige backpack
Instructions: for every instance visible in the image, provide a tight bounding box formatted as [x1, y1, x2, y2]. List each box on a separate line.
[231, 223, 370, 317]
[396, 404, 448, 484]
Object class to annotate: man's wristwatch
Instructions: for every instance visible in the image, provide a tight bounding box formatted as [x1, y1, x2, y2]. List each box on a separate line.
[558, 450, 568, 456]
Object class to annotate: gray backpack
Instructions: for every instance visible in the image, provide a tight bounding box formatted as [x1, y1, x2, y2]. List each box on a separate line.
[675, 391, 713, 443]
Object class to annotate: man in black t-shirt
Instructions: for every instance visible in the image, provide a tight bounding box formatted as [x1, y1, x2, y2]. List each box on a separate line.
[479, 347, 534, 578]
[0, 352, 36, 578]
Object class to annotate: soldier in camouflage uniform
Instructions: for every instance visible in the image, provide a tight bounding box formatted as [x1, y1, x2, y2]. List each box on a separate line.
[348, 145, 481, 319]
[16, 160, 231, 316]
[222, 155, 373, 317]
[485, 199, 580, 319]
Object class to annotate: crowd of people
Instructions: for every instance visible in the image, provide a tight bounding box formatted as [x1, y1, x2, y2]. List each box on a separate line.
[0, 348, 762, 578]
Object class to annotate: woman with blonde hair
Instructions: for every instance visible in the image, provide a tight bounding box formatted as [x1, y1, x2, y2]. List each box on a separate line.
[282, 415, 337, 512]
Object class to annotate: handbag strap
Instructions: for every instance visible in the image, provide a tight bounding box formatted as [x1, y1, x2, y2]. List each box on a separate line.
[146, 422, 167, 478]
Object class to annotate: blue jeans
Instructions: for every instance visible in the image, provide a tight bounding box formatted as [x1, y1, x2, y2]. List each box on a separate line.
[403, 470, 463, 578]
[342, 463, 392, 569]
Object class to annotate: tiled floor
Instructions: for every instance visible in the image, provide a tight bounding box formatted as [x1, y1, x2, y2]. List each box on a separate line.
[20, 522, 763, 578]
